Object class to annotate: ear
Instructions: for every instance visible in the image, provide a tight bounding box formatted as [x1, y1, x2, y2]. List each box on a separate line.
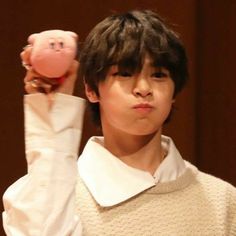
[85, 83, 99, 103]
[28, 33, 38, 45]
[67, 31, 78, 41]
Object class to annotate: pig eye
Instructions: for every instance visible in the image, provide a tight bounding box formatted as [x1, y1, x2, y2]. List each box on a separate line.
[59, 41, 64, 48]
[49, 42, 55, 49]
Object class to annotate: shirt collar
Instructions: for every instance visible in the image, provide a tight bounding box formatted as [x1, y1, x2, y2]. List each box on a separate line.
[153, 136, 186, 182]
[78, 135, 186, 207]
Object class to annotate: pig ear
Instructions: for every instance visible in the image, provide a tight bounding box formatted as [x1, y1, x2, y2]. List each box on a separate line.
[28, 33, 39, 45]
[66, 31, 78, 40]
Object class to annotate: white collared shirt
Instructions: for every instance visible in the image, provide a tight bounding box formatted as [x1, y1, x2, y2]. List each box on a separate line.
[78, 136, 186, 207]
[2, 93, 187, 236]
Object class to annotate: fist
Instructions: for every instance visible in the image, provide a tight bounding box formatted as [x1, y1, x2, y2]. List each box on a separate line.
[28, 30, 78, 78]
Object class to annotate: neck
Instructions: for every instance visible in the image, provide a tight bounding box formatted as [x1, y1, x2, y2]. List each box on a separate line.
[103, 127, 165, 175]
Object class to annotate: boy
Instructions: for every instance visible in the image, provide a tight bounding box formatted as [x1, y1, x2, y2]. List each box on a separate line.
[3, 10, 236, 235]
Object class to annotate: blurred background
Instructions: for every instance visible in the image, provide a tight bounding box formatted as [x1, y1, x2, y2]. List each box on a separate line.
[1, 0, 236, 234]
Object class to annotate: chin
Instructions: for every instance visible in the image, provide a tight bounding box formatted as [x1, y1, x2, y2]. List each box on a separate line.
[124, 125, 161, 136]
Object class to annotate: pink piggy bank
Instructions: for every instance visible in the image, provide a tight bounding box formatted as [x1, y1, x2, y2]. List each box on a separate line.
[28, 30, 78, 79]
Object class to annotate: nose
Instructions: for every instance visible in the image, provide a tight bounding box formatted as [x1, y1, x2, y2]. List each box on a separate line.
[54, 43, 61, 51]
[49, 42, 61, 51]
[133, 76, 152, 97]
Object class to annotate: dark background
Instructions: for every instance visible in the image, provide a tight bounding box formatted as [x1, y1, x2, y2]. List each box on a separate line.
[1, 0, 236, 234]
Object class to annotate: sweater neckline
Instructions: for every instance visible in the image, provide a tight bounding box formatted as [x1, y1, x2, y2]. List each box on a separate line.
[145, 162, 198, 194]
[78, 136, 198, 207]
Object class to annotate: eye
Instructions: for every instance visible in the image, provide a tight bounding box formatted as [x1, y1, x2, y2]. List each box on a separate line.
[112, 71, 132, 77]
[152, 72, 168, 78]
[49, 42, 55, 49]
[152, 68, 170, 80]
[59, 41, 64, 48]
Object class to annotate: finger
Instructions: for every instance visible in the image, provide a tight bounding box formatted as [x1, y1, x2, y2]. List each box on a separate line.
[39, 77, 60, 86]
[24, 69, 41, 83]
[24, 81, 40, 94]
[23, 69, 51, 90]
[24, 79, 53, 94]
[36, 81, 53, 93]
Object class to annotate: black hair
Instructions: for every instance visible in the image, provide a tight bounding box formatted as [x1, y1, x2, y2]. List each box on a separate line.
[79, 10, 188, 125]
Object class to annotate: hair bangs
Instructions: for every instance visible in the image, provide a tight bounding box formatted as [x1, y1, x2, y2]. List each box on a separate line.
[104, 16, 145, 73]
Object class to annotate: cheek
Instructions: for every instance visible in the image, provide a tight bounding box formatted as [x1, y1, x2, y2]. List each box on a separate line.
[154, 84, 175, 116]
[99, 95, 124, 117]
[99, 100, 126, 129]
[98, 88, 131, 126]
[98, 88, 118, 114]
[162, 81, 175, 102]
[156, 83, 174, 103]
[98, 82, 126, 105]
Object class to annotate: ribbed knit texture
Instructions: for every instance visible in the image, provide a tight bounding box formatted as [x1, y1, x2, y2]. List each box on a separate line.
[76, 164, 236, 236]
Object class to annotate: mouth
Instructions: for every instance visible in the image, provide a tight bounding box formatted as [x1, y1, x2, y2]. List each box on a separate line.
[132, 103, 154, 114]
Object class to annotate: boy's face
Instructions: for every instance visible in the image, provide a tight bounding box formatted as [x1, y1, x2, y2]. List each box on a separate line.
[86, 55, 175, 136]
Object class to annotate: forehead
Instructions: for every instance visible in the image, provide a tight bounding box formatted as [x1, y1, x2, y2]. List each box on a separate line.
[108, 55, 167, 74]
[143, 55, 155, 66]
[115, 54, 158, 70]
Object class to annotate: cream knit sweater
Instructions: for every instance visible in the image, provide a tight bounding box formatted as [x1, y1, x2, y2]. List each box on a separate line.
[76, 163, 236, 236]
